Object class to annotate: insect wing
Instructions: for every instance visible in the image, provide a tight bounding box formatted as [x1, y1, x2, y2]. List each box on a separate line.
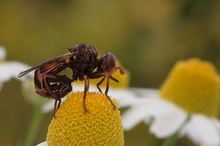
[18, 52, 74, 78]
[18, 66, 39, 78]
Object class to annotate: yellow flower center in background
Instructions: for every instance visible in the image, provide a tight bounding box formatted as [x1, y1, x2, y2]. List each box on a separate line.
[160, 58, 220, 117]
[46, 92, 124, 146]
[90, 68, 130, 88]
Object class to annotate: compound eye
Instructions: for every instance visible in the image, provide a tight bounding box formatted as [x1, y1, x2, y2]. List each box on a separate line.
[103, 52, 116, 72]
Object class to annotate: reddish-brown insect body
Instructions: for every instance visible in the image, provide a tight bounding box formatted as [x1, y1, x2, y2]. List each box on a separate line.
[18, 53, 74, 117]
[18, 43, 125, 117]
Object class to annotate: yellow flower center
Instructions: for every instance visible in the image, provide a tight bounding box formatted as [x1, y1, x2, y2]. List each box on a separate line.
[46, 92, 124, 146]
[160, 58, 220, 117]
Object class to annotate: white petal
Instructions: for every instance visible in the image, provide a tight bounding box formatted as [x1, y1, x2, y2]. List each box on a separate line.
[6, 61, 33, 79]
[181, 114, 220, 146]
[122, 104, 151, 130]
[150, 105, 187, 138]
[41, 96, 67, 113]
[41, 101, 54, 113]
[141, 98, 185, 118]
[0, 46, 6, 60]
[0, 61, 32, 83]
[180, 121, 199, 145]
[95, 86, 139, 108]
[122, 92, 188, 132]
[212, 118, 220, 131]
[122, 97, 161, 130]
[129, 87, 159, 97]
[36, 141, 48, 146]
[0, 63, 13, 82]
[147, 98, 179, 117]
[122, 97, 176, 131]
[108, 88, 138, 107]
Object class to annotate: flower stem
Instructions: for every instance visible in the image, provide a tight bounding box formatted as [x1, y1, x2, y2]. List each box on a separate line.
[162, 132, 179, 146]
[23, 105, 44, 146]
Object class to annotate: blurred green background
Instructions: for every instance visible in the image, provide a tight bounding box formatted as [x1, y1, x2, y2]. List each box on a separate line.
[0, 0, 220, 145]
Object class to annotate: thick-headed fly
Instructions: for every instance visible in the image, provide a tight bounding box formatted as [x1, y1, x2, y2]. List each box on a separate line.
[18, 43, 125, 116]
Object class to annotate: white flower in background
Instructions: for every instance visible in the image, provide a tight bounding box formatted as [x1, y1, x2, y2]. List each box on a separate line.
[122, 58, 220, 146]
[0, 46, 33, 90]
[36, 141, 47, 146]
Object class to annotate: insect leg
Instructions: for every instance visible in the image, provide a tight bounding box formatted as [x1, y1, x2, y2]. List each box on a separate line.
[42, 75, 58, 99]
[53, 99, 58, 118]
[105, 76, 109, 95]
[105, 77, 116, 110]
[96, 76, 106, 93]
[88, 72, 117, 110]
[109, 76, 119, 83]
[88, 72, 107, 92]
[42, 74, 72, 117]
[83, 75, 90, 113]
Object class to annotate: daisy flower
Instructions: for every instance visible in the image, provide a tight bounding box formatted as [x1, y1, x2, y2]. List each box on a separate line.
[37, 92, 124, 146]
[37, 61, 131, 145]
[122, 58, 220, 146]
[0, 46, 33, 90]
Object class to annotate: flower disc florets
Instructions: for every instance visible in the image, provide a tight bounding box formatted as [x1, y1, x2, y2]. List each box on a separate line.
[46, 91, 124, 146]
[160, 58, 220, 117]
